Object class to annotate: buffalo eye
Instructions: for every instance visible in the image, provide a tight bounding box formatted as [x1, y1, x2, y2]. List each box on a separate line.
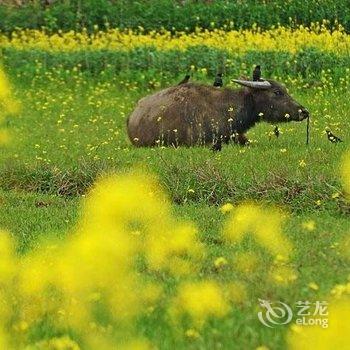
[274, 90, 283, 96]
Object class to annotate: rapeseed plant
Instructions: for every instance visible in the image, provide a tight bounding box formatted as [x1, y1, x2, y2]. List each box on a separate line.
[0, 26, 349, 55]
[224, 203, 293, 260]
[170, 281, 229, 328]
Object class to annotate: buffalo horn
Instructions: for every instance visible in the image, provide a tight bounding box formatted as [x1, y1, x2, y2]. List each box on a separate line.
[231, 79, 272, 89]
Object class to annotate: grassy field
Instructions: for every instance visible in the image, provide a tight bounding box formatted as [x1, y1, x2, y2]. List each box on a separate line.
[0, 16, 349, 349]
[2, 70, 349, 205]
[0, 64, 349, 349]
[1, 187, 349, 349]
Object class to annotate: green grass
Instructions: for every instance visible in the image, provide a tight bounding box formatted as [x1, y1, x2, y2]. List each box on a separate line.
[2, 71, 349, 210]
[1, 0, 349, 33]
[0, 189, 349, 349]
[1, 70, 350, 349]
[3, 48, 350, 82]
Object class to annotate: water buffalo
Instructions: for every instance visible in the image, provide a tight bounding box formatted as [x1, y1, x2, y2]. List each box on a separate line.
[127, 76, 309, 147]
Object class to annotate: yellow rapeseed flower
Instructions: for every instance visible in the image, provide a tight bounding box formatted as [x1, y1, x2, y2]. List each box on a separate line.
[224, 203, 293, 260]
[185, 329, 200, 339]
[170, 281, 229, 326]
[1, 26, 349, 55]
[214, 256, 228, 269]
[308, 282, 319, 291]
[219, 203, 234, 214]
[287, 298, 350, 349]
[302, 220, 316, 231]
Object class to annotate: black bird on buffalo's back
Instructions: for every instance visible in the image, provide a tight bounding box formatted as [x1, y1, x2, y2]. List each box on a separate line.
[253, 65, 261, 81]
[213, 73, 223, 87]
[326, 129, 343, 143]
[178, 74, 190, 85]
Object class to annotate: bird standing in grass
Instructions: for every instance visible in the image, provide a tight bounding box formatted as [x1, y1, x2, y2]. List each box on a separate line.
[326, 129, 343, 143]
[274, 126, 280, 138]
[211, 138, 222, 151]
[252, 65, 261, 81]
[178, 74, 190, 85]
[213, 73, 223, 87]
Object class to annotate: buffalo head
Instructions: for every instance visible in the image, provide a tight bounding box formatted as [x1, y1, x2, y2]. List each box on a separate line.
[232, 78, 309, 123]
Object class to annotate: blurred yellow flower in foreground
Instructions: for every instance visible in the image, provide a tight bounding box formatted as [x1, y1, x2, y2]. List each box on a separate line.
[269, 265, 298, 286]
[220, 202, 234, 214]
[170, 281, 229, 327]
[29, 336, 80, 350]
[214, 256, 228, 269]
[185, 328, 200, 339]
[308, 282, 319, 291]
[288, 298, 350, 350]
[224, 202, 293, 260]
[302, 220, 316, 231]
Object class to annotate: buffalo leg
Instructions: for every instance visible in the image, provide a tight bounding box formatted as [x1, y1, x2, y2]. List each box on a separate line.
[234, 133, 249, 145]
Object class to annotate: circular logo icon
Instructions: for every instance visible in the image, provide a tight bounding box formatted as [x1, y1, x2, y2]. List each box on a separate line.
[258, 299, 293, 328]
